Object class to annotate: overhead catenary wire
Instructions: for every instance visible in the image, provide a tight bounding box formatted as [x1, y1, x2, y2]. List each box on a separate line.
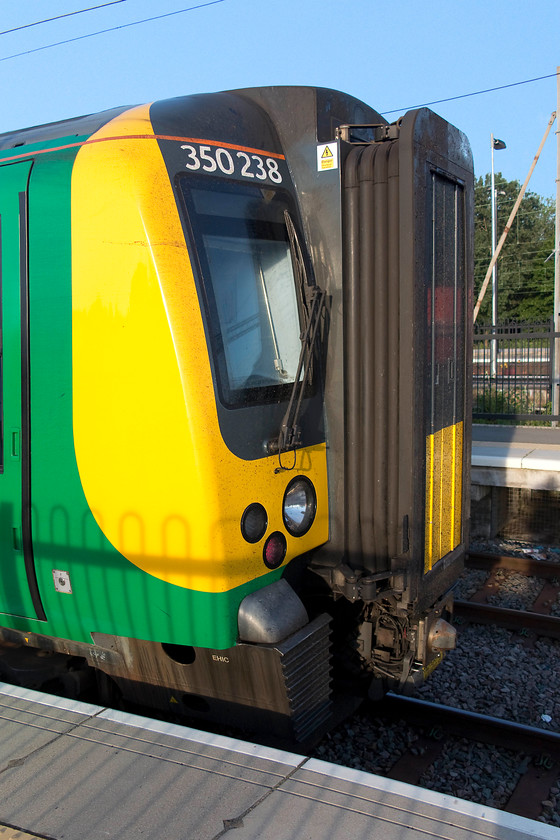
[0, 7, 555, 122]
[0, 0, 226, 62]
[381, 71, 560, 116]
[0, 2, 129, 36]
[475, 257, 556, 269]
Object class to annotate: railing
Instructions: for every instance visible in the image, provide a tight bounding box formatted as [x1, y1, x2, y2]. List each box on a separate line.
[473, 321, 560, 424]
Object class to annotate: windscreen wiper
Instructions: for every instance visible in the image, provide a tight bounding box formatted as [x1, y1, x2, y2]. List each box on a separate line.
[270, 212, 325, 468]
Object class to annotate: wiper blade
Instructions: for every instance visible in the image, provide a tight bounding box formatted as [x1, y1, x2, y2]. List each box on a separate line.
[278, 285, 325, 452]
[270, 212, 325, 465]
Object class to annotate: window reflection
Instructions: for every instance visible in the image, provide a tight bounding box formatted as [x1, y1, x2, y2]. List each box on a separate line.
[180, 179, 303, 407]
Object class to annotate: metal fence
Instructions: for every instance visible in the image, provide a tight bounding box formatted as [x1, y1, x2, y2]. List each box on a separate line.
[473, 321, 560, 423]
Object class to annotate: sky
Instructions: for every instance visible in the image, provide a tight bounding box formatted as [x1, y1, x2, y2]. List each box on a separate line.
[0, 0, 558, 199]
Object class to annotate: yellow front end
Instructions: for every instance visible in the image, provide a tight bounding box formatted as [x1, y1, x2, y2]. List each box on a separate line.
[71, 104, 328, 594]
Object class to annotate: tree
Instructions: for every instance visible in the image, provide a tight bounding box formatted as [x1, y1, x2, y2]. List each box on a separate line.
[474, 174, 555, 323]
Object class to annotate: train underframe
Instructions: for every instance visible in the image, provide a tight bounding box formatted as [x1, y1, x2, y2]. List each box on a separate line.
[0, 557, 458, 744]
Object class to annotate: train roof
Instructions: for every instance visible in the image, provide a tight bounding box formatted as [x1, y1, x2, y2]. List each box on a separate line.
[0, 105, 131, 151]
[0, 86, 386, 153]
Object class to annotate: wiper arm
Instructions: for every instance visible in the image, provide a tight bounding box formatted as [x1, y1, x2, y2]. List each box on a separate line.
[277, 285, 325, 452]
[270, 212, 325, 466]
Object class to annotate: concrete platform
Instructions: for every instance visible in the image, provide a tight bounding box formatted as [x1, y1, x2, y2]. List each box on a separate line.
[0, 683, 556, 840]
[472, 426, 560, 490]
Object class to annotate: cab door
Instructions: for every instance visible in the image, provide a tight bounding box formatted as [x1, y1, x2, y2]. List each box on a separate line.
[0, 161, 44, 619]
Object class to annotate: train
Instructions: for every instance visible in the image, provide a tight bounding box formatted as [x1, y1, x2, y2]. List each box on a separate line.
[0, 86, 473, 743]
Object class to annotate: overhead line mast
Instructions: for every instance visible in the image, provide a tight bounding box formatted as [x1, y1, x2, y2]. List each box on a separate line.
[554, 65, 560, 422]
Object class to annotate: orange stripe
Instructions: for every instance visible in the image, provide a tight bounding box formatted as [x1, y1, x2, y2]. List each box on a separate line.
[0, 134, 286, 163]
[155, 136, 286, 159]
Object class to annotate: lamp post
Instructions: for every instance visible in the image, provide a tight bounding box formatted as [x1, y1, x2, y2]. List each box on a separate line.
[491, 134, 506, 377]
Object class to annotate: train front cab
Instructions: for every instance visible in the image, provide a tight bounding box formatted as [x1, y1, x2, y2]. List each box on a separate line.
[0, 96, 334, 744]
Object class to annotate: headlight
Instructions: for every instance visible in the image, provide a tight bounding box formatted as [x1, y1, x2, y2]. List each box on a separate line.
[241, 503, 268, 543]
[282, 477, 316, 537]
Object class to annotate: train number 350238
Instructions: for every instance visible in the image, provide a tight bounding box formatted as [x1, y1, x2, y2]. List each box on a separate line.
[180, 143, 283, 183]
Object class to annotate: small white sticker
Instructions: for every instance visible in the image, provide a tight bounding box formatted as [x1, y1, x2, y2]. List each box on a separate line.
[53, 569, 73, 594]
[317, 142, 338, 171]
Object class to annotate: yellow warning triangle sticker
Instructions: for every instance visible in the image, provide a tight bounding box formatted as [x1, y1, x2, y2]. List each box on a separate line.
[317, 142, 338, 171]
[169, 695, 179, 704]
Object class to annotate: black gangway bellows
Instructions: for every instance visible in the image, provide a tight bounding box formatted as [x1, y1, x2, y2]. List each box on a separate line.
[341, 109, 474, 601]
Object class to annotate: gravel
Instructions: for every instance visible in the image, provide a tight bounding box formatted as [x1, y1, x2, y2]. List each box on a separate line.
[314, 716, 418, 776]
[413, 624, 560, 731]
[551, 594, 560, 617]
[453, 568, 489, 600]
[470, 537, 560, 563]
[420, 739, 525, 810]
[454, 565, 547, 609]
[541, 783, 560, 827]
[313, 544, 560, 826]
[486, 570, 544, 610]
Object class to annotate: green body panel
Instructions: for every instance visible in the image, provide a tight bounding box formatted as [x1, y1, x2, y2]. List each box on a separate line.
[0, 137, 277, 650]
